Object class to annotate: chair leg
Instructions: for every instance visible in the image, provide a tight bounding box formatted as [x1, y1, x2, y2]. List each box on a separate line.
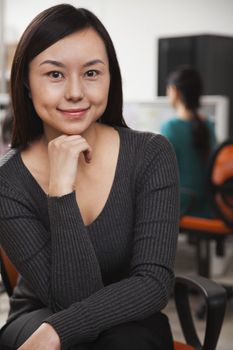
[195, 239, 233, 320]
[195, 239, 211, 320]
[196, 239, 210, 278]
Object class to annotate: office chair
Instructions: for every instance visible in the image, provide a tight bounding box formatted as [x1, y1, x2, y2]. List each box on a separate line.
[0, 247, 226, 350]
[179, 140, 233, 279]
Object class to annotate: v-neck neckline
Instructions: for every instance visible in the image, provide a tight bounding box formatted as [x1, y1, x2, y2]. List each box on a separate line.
[16, 126, 124, 228]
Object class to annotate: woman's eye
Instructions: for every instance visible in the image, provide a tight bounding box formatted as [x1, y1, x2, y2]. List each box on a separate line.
[85, 70, 98, 78]
[48, 71, 63, 79]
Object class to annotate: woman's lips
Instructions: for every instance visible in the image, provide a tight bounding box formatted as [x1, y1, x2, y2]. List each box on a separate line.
[58, 107, 90, 118]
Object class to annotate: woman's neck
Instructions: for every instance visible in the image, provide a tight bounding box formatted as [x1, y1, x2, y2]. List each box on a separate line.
[175, 103, 194, 120]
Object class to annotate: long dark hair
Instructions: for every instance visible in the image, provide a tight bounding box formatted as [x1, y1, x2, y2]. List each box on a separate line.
[11, 4, 127, 148]
[167, 66, 210, 161]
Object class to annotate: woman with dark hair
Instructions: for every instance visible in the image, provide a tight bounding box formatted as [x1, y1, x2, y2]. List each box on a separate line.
[0, 4, 179, 350]
[161, 66, 216, 217]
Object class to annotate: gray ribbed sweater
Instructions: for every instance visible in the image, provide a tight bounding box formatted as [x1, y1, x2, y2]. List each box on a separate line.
[0, 127, 179, 348]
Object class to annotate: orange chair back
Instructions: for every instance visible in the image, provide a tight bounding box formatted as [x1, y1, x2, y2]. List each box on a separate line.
[212, 144, 233, 185]
[208, 140, 233, 228]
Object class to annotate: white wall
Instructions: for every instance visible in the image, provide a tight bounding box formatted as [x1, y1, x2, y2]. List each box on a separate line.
[4, 0, 233, 100]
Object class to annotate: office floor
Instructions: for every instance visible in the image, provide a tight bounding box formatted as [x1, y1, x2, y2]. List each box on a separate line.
[0, 237, 232, 349]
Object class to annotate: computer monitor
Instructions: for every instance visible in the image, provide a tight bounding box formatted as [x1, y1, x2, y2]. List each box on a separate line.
[123, 95, 229, 143]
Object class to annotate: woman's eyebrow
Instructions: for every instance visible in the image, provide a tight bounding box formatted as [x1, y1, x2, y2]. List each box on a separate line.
[39, 59, 105, 68]
[40, 60, 66, 68]
[83, 59, 105, 67]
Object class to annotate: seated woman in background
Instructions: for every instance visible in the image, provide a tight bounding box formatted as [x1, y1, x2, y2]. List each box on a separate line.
[161, 66, 217, 217]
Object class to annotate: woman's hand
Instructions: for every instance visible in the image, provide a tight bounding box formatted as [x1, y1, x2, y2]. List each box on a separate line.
[17, 323, 60, 350]
[48, 134, 92, 196]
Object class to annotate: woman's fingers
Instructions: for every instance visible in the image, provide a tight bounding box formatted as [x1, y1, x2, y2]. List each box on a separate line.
[49, 135, 92, 159]
[48, 135, 92, 196]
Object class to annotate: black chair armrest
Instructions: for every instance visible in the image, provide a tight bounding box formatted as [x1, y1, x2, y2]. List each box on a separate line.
[174, 275, 227, 350]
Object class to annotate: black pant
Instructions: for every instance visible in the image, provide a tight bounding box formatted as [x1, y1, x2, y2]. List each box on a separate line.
[0, 308, 173, 350]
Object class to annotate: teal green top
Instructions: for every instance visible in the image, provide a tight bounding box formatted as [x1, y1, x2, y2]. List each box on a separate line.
[160, 116, 217, 217]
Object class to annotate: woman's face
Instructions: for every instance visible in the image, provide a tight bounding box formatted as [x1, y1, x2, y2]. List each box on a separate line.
[166, 85, 179, 108]
[28, 28, 110, 140]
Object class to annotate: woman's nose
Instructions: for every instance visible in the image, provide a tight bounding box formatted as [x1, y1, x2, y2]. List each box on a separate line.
[65, 76, 84, 101]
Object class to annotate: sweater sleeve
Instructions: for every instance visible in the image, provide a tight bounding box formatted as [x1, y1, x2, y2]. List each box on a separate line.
[0, 180, 103, 310]
[45, 134, 180, 348]
[48, 192, 103, 308]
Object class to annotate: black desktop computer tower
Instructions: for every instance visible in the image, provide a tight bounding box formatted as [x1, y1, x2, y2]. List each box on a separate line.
[158, 34, 233, 137]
